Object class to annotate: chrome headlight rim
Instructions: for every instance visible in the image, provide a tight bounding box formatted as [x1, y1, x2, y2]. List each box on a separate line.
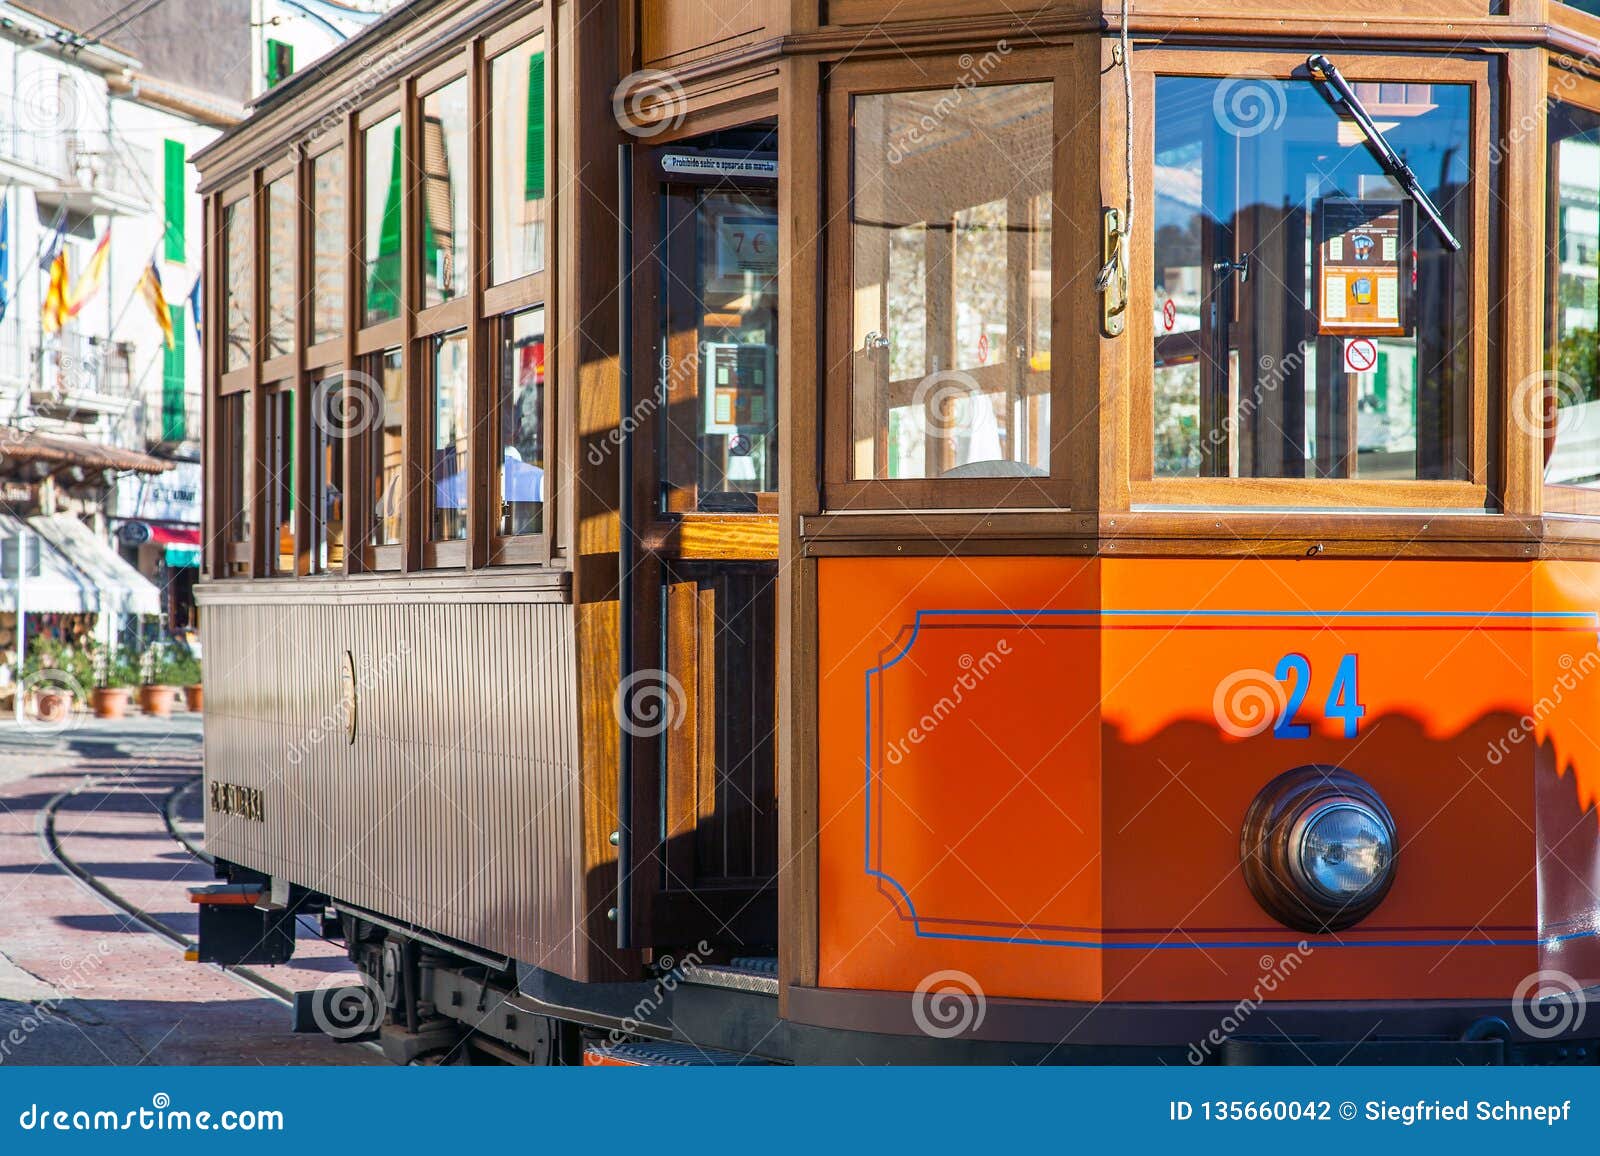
[1240, 765, 1398, 934]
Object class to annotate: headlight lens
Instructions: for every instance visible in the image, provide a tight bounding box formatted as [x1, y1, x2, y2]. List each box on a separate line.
[1295, 802, 1392, 899]
[1240, 766, 1398, 933]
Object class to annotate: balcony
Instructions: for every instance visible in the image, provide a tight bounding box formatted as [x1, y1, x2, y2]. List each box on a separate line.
[0, 109, 154, 212]
[27, 332, 137, 421]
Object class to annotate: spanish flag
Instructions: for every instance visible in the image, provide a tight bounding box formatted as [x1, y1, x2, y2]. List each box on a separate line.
[64, 227, 109, 319]
[136, 257, 174, 350]
[41, 245, 68, 336]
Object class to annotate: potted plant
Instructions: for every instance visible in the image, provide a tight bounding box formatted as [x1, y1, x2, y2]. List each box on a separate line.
[136, 643, 179, 718]
[90, 644, 138, 720]
[20, 636, 89, 724]
[168, 647, 202, 712]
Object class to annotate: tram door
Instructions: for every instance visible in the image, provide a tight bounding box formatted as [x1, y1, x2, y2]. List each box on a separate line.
[624, 129, 781, 952]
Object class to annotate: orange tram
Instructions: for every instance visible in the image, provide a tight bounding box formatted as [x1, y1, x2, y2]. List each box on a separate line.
[192, 0, 1600, 1065]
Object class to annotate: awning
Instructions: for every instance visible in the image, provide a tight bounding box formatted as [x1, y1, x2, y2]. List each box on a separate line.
[26, 514, 161, 616]
[0, 430, 174, 476]
[148, 525, 201, 547]
[0, 515, 99, 613]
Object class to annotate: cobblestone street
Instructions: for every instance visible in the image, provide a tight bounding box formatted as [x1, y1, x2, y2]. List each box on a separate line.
[0, 716, 382, 1065]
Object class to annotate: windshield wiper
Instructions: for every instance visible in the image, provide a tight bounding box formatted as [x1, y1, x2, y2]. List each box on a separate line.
[1306, 54, 1463, 252]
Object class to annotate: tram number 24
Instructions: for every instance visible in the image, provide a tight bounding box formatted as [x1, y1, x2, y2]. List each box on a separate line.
[1271, 653, 1364, 740]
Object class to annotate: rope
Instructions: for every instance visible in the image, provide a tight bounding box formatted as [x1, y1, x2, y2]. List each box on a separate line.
[1095, 0, 1134, 294]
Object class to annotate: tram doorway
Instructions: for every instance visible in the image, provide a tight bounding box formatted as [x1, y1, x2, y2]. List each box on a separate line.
[622, 126, 780, 953]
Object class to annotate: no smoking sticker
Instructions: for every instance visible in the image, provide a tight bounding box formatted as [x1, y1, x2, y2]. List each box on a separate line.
[1343, 337, 1378, 375]
[1162, 299, 1177, 332]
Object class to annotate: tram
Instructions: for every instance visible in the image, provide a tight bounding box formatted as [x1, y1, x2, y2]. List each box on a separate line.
[192, 0, 1600, 1064]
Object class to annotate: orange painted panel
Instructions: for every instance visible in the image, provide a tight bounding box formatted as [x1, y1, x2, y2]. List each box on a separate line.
[815, 555, 1600, 1007]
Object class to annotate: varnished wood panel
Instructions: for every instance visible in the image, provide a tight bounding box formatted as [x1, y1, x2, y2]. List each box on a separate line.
[200, 598, 606, 979]
[638, 0, 776, 69]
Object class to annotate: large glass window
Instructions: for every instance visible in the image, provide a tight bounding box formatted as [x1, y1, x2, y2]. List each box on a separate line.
[1151, 75, 1473, 481]
[363, 113, 402, 326]
[1546, 99, 1600, 493]
[430, 330, 469, 542]
[499, 308, 545, 535]
[311, 148, 346, 345]
[267, 388, 295, 574]
[369, 348, 403, 547]
[421, 79, 469, 308]
[490, 35, 547, 284]
[222, 392, 250, 576]
[224, 200, 252, 371]
[850, 83, 1053, 481]
[265, 176, 295, 359]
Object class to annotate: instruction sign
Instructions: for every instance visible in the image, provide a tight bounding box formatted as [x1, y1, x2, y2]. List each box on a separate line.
[1315, 197, 1410, 338]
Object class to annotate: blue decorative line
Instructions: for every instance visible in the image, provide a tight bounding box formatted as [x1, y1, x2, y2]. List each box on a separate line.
[862, 607, 1600, 951]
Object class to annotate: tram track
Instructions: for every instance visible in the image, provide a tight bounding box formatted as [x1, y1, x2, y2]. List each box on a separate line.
[37, 771, 298, 1008]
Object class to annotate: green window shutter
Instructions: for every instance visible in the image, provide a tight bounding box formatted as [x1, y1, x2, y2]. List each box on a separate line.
[266, 39, 294, 87]
[524, 51, 545, 202]
[162, 304, 186, 443]
[163, 139, 185, 263]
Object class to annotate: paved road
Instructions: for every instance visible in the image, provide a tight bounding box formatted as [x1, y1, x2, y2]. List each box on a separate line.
[0, 714, 383, 1065]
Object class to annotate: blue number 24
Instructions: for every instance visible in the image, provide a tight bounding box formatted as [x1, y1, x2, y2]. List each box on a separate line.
[1272, 652, 1365, 740]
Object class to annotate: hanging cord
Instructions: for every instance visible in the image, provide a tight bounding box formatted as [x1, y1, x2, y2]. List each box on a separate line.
[1095, 0, 1135, 293]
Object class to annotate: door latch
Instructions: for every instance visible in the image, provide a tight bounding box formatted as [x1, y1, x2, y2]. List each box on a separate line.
[1101, 207, 1128, 338]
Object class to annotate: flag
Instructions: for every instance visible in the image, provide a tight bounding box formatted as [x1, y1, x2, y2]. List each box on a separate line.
[186, 274, 202, 347]
[41, 245, 68, 335]
[0, 193, 12, 324]
[136, 258, 174, 350]
[63, 226, 109, 318]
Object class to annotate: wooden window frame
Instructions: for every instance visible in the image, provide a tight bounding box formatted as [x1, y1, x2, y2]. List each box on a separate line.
[489, 305, 550, 566]
[822, 46, 1094, 513]
[420, 326, 471, 569]
[357, 93, 405, 338]
[484, 10, 549, 303]
[305, 137, 349, 363]
[261, 155, 298, 381]
[1125, 48, 1495, 512]
[1544, 61, 1600, 519]
[359, 345, 405, 574]
[416, 52, 472, 324]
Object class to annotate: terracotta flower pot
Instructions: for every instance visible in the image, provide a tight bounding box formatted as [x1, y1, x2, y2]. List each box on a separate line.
[91, 687, 130, 720]
[183, 685, 203, 712]
[33, 690, 72, 724]
[138, 685, 177, 718]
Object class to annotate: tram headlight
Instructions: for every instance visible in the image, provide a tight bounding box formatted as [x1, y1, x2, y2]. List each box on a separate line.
[1240, 766, 1397, 933]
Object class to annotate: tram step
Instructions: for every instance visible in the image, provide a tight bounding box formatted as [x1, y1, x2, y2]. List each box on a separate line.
[584, 1041, 772, 1066]
[677, 956, 778, 995]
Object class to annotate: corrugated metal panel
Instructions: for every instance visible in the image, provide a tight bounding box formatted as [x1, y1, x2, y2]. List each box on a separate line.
[201, 599, 583, 975]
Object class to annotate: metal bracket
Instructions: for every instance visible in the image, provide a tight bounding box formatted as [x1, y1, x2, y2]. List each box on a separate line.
[1101, 207, 1128, 338]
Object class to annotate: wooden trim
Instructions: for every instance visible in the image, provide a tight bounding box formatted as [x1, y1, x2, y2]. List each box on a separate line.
[260, 351, 296, 384]
[355, 317, 406, 353]
[193, 566, 570, 606]
[483, 6, 544, 60]
[821, 45, 1086, 513]
[424, 539, 470, 569]
[417, 49, 468, 97]
[414, 297, 471, 336]
[341, 111, 362, 577]
[483, 272, 547, 314]
[356, 91, 402, 130]
[1129, 478, 1489, 511]
[219, 367, 253, 396]
[305, 341, 343, 370]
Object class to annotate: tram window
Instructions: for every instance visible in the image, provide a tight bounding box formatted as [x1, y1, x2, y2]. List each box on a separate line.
[421, 79, 469, 309]
[490, 34, 547, 284]
[224, 200, 251, 371]
[660, 167, 779, 512]
[311, 148, 346, 346]
[1545, 99, 1600, 493]
[1151, 76, 1473, 482]
[368, 348, 403, 548]
[363, 113, 402, 326]
[311, 371, 345, 571]
[221, 392, 250, 576]
[265, 175, 295, 360]
[850, 83, 1053, 481]
[266, 388, 295, 574]
[429, 330, 470, 542]
[498, 308, 545, 536]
